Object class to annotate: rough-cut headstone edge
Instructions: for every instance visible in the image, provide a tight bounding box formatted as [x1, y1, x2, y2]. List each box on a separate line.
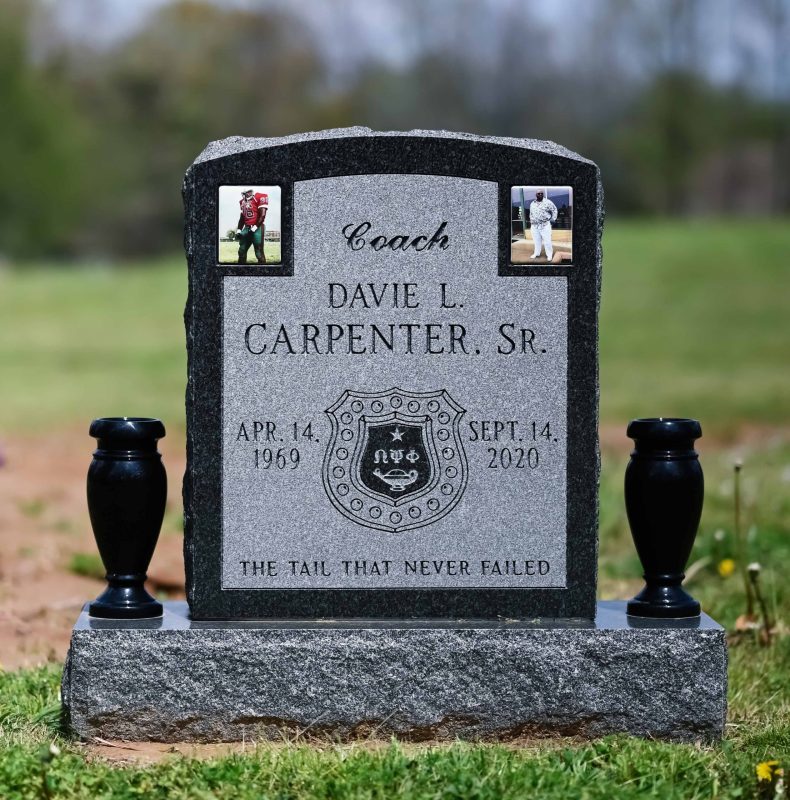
[188, 128, 595, 171]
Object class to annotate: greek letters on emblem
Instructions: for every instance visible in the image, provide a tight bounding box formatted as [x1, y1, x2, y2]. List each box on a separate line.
[322, 388, 468, 532]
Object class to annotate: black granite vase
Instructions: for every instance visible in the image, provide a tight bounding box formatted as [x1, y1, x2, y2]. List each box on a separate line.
[625, 418, 703, 618]
[87, 418, 166, 618]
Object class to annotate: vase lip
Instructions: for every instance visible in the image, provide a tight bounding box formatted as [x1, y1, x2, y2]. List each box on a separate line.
[90, 417, 166, 442]
[627, 417, 702, 441]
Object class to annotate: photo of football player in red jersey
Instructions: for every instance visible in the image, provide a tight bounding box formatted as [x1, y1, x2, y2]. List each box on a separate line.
[236, 188, 268, 264]
[218, 185, 282, 264]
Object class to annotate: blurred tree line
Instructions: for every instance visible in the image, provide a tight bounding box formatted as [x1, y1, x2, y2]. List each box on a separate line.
[1, 0, 788, 260]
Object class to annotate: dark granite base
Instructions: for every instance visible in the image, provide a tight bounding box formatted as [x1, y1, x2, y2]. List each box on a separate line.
[62, 601, 726, 743]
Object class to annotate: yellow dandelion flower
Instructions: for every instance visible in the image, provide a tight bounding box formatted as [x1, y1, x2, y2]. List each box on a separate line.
[756, 760, 780, 782]
[718, 558, 736, 578]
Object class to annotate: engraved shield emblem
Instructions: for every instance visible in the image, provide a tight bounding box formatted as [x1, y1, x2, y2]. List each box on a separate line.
[323, 388, 468, 532]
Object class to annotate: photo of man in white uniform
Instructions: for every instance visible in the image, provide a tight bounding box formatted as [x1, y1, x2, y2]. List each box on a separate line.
[510, 185, 572, 265]
[529, 189, 558, 260]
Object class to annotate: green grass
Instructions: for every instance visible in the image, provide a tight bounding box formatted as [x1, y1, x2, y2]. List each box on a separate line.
[218, 240, 282, 264]
[0, 256, 185, 432]
[600, 220, 790, 430]
[599, 439, 790, 630]
[1, 635, 788, 799]
[67, 553, 105, 580]
[0, 219, 788, 434]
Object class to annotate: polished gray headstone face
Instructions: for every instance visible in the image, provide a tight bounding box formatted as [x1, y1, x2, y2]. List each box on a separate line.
[62, 601, 727, 743]
[183, 128, 601, 618]
[223, 175, 566, 590]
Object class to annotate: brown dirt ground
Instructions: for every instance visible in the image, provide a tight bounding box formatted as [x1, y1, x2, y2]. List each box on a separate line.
[83, 734, 588, 765]
[0, 428, 186, 670]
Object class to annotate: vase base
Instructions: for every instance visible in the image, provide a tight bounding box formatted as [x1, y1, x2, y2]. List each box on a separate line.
[89, 600, 164, 619]
[627, 584, 700, 619]
[89, 585, 163, 619]
[626, 598, 701, 619]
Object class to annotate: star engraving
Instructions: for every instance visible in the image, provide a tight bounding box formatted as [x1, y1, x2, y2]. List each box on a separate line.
[390, 426, 404, 442]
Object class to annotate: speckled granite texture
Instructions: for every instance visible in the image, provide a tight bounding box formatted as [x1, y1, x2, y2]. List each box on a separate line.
[183, 128, 602, 619]
[63, 601, 726, 743]
[192, 128, 597, 167]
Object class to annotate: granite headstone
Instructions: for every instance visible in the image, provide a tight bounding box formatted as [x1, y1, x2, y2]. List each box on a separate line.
[62, 129, 728, 744]
[183, 128, 601, 619]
